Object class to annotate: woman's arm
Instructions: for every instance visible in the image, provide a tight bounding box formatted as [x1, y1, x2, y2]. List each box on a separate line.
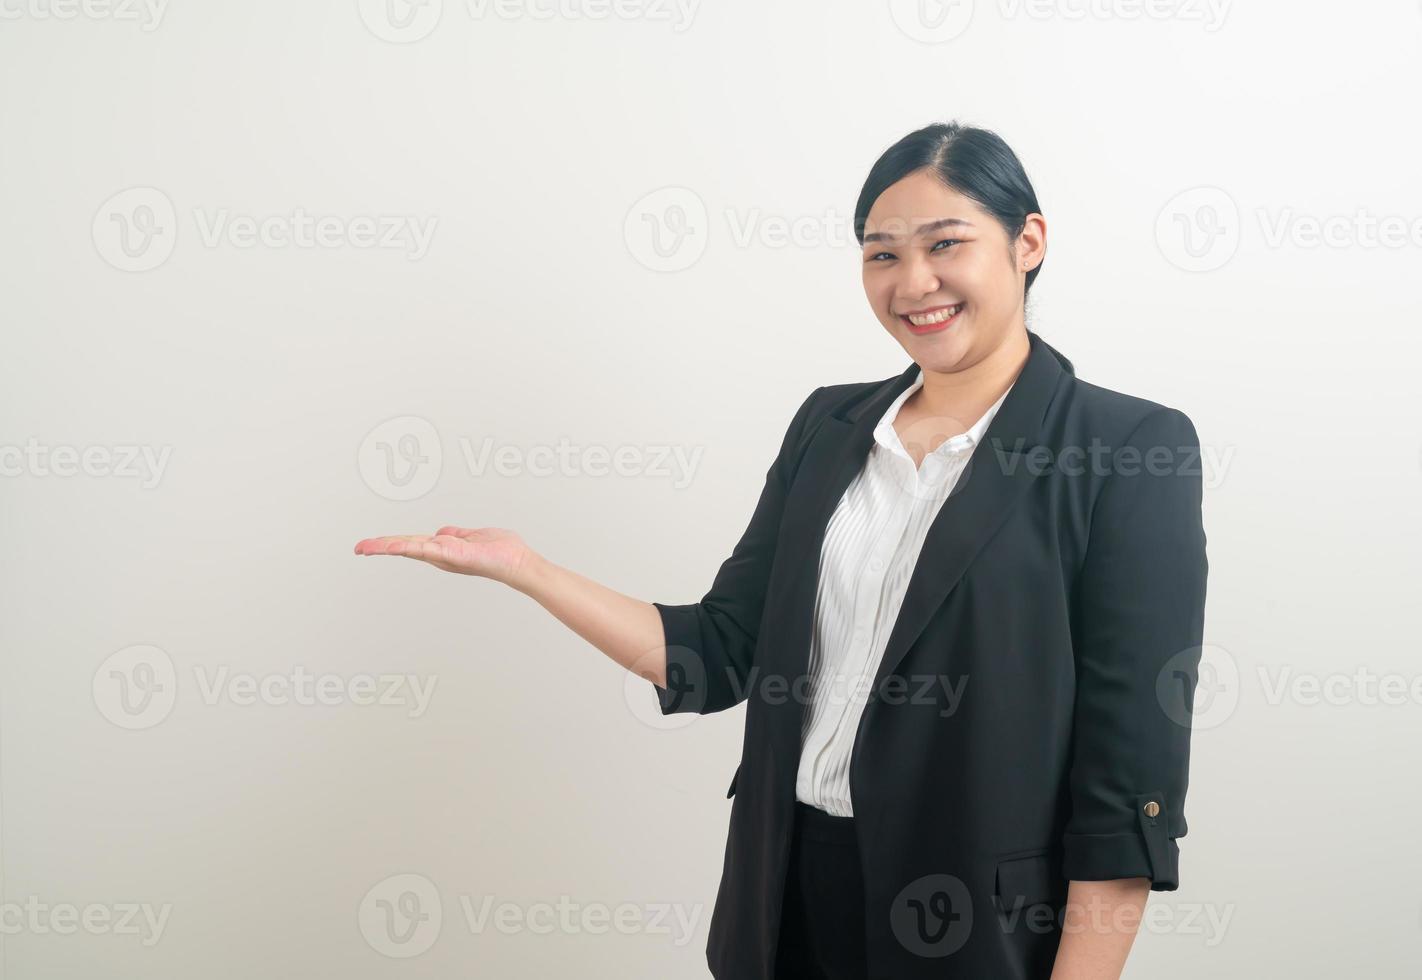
[519, 551, 671, 684]
[353, 527, 672, 685]
[354, 385, 826, 707]
[1053, 407, 1208, 976]
[1050, 877, 1151, 980]
[1061, 408, 1207, 886]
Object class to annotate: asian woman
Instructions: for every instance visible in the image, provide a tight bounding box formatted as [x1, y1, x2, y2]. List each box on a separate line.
[354, 121, 1208, 980]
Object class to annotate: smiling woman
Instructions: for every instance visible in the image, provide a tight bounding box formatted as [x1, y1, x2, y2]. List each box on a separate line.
[353, 121, 1207, 980]
[857, 127, 1047, 414]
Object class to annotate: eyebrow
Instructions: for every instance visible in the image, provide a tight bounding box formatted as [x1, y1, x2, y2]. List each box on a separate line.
[862, 217, 975, 245]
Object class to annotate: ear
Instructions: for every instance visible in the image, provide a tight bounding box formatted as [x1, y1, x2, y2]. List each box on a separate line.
[1016, 213, 1047, 272]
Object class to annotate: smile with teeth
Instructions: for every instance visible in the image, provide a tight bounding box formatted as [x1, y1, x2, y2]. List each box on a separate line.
[900, 303, 963, 329]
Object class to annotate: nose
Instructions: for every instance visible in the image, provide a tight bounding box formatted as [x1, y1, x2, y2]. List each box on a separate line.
[895, 254, 941, 303]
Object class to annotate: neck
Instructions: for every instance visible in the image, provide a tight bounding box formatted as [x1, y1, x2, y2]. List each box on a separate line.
[914, 325, 1031, 421]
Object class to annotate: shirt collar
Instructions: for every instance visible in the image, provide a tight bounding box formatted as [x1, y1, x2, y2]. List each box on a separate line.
[872, 367, 1015, 460]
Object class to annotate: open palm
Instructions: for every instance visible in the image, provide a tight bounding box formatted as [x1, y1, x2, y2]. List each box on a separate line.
[353, 526, 532, 583]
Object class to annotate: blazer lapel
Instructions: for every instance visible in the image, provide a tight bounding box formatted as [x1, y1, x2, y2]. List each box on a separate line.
[775, 331, 1072, 699]
[873, 331, 1070, 691]
[771, 363, 918, 681]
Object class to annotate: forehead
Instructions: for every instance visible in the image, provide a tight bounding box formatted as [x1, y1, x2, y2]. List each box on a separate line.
[862, 170, 988, 241]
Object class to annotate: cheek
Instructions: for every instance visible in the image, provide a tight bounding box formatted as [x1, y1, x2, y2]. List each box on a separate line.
[863, 271, 894, 307]
[950, 254, 1008, 303]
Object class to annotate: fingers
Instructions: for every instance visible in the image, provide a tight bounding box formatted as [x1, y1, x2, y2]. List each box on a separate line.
[354, 530, 481, 564]
[354, 534, 435, 556]
[396, 537, 449, 562]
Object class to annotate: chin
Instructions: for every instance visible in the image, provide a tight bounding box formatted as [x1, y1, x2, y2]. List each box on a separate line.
[912, 330, 978, 370]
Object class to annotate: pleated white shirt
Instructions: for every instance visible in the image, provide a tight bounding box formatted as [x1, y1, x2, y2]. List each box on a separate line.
[793, 367, 1015, 817]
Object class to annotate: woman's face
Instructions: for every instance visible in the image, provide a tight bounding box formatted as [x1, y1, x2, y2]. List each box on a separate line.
[861, 168, 1044, 374]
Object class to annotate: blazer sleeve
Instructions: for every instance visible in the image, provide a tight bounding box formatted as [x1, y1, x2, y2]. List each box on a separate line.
[648, 385, 824, 716]
[1061, 407, 1208, 891]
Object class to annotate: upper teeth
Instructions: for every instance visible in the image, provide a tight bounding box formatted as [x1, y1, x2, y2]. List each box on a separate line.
[906, 305, 961, 326]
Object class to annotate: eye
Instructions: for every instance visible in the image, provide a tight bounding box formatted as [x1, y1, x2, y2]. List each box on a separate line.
[931, 238, 962, 253]
[867, 251, 895, 262]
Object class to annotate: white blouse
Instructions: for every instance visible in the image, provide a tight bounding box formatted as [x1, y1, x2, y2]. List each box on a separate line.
[793, 367, 1015, 817]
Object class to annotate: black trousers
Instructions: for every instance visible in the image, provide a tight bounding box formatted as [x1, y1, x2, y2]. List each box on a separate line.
[773, 801, 868, 978]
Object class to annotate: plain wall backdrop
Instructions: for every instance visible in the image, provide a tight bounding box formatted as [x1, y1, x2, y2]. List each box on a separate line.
[2, 0, 1420, 976]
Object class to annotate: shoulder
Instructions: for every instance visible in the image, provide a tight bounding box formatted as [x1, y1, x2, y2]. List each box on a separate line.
[798, 351, 1202, 447]
[771, 376, 895, 463]
[1055, 375, 1201, 449]
[803, 374, 900, 421]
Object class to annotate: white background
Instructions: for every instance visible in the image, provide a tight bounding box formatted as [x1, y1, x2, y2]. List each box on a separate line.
[2, 0, 1420, 976]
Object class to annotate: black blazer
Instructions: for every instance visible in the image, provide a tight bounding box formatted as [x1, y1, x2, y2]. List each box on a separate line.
[651, 330, 1208, 980]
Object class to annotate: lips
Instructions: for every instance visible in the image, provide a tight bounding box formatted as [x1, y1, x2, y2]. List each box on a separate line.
[898, 302, 963, 334]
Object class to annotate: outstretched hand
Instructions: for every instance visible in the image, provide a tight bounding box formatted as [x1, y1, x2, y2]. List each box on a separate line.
[353, 526, 534, 585]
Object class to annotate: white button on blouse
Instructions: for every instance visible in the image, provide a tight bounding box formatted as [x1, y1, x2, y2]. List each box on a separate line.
[792, 367, 1015, 817]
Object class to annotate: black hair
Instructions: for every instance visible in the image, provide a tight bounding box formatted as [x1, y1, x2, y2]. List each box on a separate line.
[854, 122, 1045, 300]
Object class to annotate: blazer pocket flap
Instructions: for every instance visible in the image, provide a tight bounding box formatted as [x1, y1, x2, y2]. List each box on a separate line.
[994, 852, 1060, 912]
[726, 763, 741, 799]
